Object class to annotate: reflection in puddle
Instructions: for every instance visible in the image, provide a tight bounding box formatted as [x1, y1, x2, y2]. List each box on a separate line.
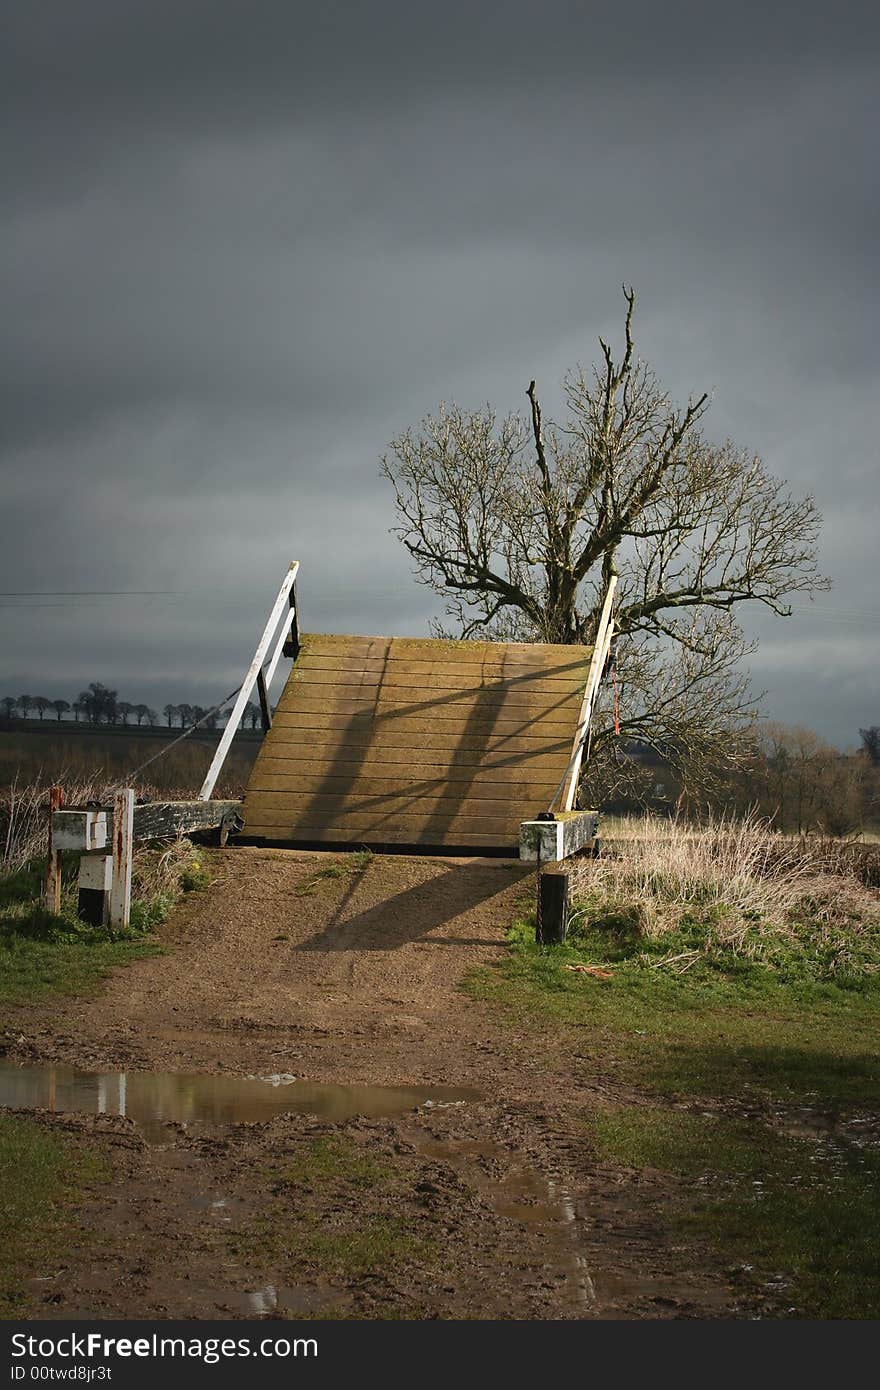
[412, 1134, 596, 1314]
[0, 1062, 479, 1143]
[225, 1283, 336, 1317]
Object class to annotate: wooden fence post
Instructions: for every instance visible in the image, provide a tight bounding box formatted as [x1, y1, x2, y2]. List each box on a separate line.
[44, 785, 64, 914]
[109, 789, 134, 929]
[537, 861, 570, 944]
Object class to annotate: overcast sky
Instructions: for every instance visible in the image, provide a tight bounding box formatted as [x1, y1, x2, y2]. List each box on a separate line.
[1, 1, 877, 747]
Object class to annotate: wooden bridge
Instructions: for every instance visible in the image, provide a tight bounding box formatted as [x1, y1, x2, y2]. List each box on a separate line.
[241, 633, 593, 851]
[47, 565, 615, 932]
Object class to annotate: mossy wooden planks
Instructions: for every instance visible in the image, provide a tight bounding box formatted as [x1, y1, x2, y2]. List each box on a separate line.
[243, 634, 590, 848]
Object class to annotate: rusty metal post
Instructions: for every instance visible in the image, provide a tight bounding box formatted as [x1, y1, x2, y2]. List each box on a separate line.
[44, 785, 64, 914]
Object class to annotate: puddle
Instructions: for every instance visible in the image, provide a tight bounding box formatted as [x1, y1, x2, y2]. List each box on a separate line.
[222, 1283, 337, 1317]
[0, 1062, 479, 1144]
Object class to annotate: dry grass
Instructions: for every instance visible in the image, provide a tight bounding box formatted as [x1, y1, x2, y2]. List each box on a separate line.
[1, 775, 214, 940]
[0, 775, 212, 1004]
[0, 729, 255, 798]
[601, 814, 880, 886]
[1, 774, 103, 874]
[0, 772, 234, 876]
[569, 812, 880, 976]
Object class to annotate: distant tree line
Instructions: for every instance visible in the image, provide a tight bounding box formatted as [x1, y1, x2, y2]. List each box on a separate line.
[2, 683, 264, 731]
[591, 722, 880, 836]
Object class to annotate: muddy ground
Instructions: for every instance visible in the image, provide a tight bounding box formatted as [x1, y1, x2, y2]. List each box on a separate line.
[2, 849, 742, 1320]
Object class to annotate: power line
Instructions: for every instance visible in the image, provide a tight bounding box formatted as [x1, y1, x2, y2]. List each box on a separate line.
[0, 604, 180, 612]
[0, 590, 180, 596]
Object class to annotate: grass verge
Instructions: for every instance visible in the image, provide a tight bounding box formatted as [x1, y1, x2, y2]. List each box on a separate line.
[0, 1115, 110, 1317]
[465, 829, 880, 1317]
[0, 842, 211, 1005]
[588, 1107, 880, 1318]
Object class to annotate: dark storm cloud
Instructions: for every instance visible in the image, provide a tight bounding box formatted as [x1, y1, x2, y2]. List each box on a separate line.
[1, 1, 877, 743]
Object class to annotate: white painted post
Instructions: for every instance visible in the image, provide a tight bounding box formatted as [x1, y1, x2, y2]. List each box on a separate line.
[44, 785, 64, 913]
[109, 789, 134, 929]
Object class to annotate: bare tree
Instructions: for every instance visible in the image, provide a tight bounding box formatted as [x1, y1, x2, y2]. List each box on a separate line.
[382, 288, 829, 789]
[51, 699, 70, 721]
[17, 694, 34, 719]
[1, 696, 18, 719]
[163, 703, 178, 728]
[77, 682, 118, 725]
[117, 701, 135, 725]
[739, 723, 871, 836]
[860, 726, 880, 766]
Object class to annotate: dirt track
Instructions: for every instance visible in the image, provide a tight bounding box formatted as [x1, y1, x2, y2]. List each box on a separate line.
[4, 849, 740, 1320]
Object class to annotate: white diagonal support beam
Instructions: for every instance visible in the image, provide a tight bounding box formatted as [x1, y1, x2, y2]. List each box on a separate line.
[198, 561, 300, 801]
[562, 575, 618, 812]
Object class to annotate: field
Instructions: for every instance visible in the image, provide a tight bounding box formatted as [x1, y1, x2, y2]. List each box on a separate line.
[1, 788, 879, 1320]
[0, 725, 259, 798]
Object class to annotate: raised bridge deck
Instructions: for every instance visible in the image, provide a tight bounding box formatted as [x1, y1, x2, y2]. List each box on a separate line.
[241, 633, 591, 850]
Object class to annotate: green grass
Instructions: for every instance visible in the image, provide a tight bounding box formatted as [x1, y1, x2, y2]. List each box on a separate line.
[273, 1133, 395, 1189]
[0, 845, 210, 1005]
[231, 1133, 431, 1284]
[466, 905, 880, 1317]
[467, 915, 880, 1108]
[295, 850, 374, 897]
[288, 1212, 425, 1279]
[0, 1114, 110, 1317]
[588, 1107, 880, 1319]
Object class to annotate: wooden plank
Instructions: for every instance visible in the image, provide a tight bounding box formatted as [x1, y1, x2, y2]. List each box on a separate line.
[286, 663, 586, 691]
[242, 814, 527, 841]
[268, 710, 578, 737]
[242, 825, 519, 848]
[275, 678, 581, 711]
[298, 633, 587, 661]
[250, 751, 569, 779]
[243, 784, 558, 810]
[241, 796, 541, 829]
[280, 669, 583, 700]
[132, 800, 242, 841]
[280, 669, 583, 695]
[291, 654, 590, 683]
[256, 667, 272, 730]
[258, 726, 573, 756]
[245, 774, 562, 802]
[44, 786, 64, 914]
[248, 752, 564, 781]
[519, 811, 599, 862]
[272, 698, 581, 727]
[109, 789, 134, 929]
[537, 861, 570, 943]
[294, 657, 588, 683]
[51, 800, 242, 849]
